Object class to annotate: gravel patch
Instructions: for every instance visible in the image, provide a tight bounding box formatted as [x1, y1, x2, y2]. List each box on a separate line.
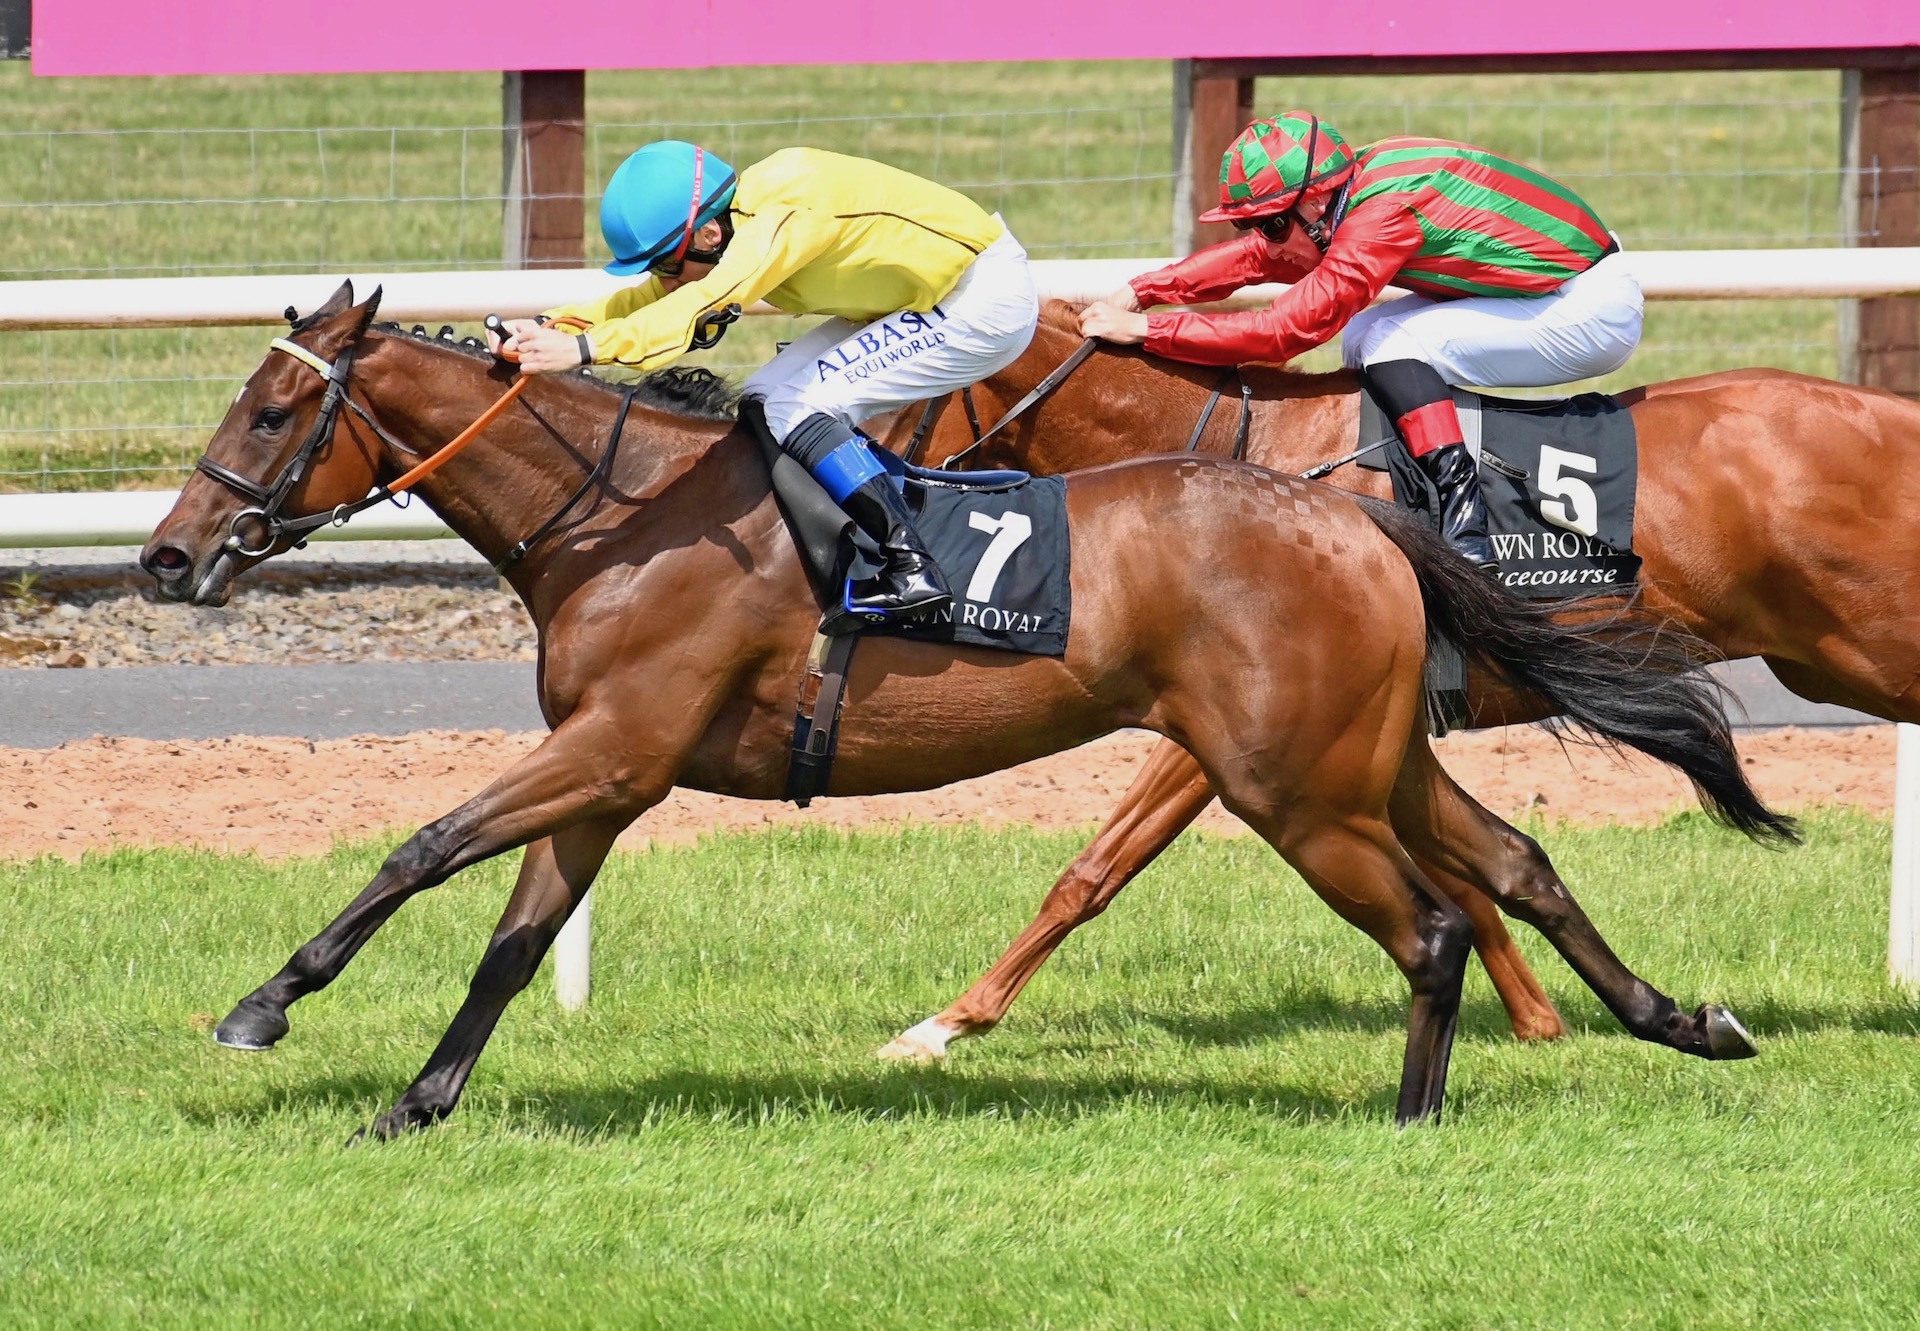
[0, 560, 533, 668]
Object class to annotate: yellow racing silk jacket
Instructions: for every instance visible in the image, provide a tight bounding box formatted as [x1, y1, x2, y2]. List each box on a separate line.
[543, 147, 1005, 372]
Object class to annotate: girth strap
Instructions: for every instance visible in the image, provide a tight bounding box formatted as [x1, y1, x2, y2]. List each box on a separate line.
[1184, 368, 1253, 460]
[786, 628, 859, 806]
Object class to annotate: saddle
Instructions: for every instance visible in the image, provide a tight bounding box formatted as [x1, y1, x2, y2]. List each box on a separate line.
[1355, 386, 1641, 735]
[745, 416, 1029, 598]
[1356, 387, 1640, 599]
[744, 413, 1071, 805]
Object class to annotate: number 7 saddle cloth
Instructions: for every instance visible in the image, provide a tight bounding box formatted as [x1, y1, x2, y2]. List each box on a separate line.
[754, 431, 1073, 657]
[1357, 387, 1641, 600]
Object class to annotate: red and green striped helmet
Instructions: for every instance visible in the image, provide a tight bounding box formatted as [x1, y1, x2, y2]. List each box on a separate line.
[1199, 112, 1357, 223]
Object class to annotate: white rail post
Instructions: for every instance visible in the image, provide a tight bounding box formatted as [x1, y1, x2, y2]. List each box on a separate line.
[1893, 725, 1920, 987]
[554, 890, 591, 1010]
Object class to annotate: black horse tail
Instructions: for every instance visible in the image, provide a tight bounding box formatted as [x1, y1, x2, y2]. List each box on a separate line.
[1355, 496, 1799, 846]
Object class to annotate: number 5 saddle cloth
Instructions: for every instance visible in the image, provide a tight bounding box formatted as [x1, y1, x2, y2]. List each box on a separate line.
[1358, 387, 1641, 600]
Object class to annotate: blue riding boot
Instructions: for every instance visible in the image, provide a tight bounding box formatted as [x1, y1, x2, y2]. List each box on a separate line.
[839, 472, 952, 620]
[799, 423, 952, 622]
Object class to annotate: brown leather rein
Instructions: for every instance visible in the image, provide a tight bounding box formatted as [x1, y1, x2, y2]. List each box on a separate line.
[902, 339, 1252, 470]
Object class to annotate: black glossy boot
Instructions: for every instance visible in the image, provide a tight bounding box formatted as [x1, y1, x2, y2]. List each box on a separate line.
[839, 475, 952, 622]
[1418, 442, 1498, 570]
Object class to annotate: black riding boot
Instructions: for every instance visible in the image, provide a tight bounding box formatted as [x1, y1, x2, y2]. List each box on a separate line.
[840, 474, 952, 620]
[1418, 442, 1498, 569]
[1359, 358, 1498, 571]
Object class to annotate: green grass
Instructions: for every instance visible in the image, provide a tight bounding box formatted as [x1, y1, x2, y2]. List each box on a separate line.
[2, 813, 1917, 1327]
[0, 62, 1855, 492]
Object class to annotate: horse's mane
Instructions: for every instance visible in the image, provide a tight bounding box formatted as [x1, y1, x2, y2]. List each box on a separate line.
[369, 321, 740, 422]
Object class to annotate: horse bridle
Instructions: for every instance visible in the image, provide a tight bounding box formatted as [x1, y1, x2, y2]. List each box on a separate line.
[195, 338, 406, 557]
[198, 333, 635, 570]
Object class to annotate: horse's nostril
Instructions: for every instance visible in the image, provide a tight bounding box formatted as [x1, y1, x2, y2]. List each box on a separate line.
[146, 545, 190, 575]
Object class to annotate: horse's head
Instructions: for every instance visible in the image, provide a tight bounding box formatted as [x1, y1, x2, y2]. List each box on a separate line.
[140, 280, 388, 605]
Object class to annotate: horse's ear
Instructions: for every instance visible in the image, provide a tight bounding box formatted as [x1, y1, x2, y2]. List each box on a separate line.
[302, 285, 384, 358]
[310, 279, 356, 321]
[355, 285, 384, 336]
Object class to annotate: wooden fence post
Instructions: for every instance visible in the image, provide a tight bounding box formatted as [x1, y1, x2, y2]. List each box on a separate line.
[1847, 65, 1920, 398]
[1171, 61, 1254, 257]
[502, 70, 586, 270]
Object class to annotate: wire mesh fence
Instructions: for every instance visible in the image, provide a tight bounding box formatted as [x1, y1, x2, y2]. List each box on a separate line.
[0, 71, 1881, 493]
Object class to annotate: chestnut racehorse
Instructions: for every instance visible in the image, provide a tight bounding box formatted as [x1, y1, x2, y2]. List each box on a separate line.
[872, 300, 1916, 1062]
[140, 283, 1786, 1138]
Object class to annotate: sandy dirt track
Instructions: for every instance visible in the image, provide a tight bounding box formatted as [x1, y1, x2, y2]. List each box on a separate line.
[0, 725, 1890, 862]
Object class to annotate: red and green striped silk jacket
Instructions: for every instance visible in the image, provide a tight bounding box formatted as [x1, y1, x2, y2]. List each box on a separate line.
[1132, 136, 1616, 368]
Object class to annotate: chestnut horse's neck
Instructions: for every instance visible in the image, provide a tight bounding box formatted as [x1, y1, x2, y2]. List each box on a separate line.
[926, 303, 1361, 474]
[349, 333, 751, 594]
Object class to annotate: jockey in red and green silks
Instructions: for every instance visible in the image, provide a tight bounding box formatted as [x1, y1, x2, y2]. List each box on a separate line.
[1081, 111, 1642, 570]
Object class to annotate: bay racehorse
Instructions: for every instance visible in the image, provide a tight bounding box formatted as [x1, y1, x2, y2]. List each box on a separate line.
[139, 282, 1787, 1138]
[872, 299, 1915, 1061]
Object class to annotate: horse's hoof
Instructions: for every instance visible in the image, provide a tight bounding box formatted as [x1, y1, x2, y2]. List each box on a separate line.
[876, 1016, 958, 1064]
[349, 1104, 437, 1145]
[213, 998, 289, 1051]
[1699, 1004, 1758, 1060]
[1510, 1011, 1568, 1043]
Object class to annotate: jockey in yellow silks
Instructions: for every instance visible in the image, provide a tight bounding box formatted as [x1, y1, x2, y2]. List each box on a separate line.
[495, 143, 1040, 623]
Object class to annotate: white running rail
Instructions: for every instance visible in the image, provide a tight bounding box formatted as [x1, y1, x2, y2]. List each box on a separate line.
[3, 249, 1919, 333]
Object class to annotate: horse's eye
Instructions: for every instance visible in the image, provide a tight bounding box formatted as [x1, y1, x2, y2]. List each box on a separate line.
[253, 406, 289, 432]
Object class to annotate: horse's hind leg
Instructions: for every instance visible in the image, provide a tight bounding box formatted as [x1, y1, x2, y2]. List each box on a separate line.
[1412, 852, 1565, 1043]
[878, 738, 1216, 1061]
[878, 734, 1562, 1062]
[1254, 813, 1474, 1125]
[1390, 736, 1756, 1061]
[359, 816, 624, 1141]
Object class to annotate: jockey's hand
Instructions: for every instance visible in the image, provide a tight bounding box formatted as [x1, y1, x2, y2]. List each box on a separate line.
[1079, 301, 1150, 346]
[485, 317, 544, 358]
[513, 325, 589, 375]
[1101, 285, 1142, 313]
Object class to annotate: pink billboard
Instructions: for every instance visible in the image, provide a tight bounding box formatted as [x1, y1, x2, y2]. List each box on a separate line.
[31, 1, 1920, 78]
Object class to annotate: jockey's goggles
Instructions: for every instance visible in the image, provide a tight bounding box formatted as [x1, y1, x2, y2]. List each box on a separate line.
[646, 230, 727, 280]
[1234, 212, 1296, 243]
[1231, 185, 1347, 256]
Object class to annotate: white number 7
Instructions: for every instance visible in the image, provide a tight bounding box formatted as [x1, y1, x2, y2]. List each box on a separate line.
[965, 510, 1032, 602]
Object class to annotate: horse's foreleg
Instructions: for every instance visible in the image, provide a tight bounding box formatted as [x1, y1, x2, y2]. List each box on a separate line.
[1257, 813, 1474, 1126]
[1390, 737, 1756, 1061]
[214, 713, 657, 1053]
[878, 738, 1215, 1062]
[357, 815, 624, 1142]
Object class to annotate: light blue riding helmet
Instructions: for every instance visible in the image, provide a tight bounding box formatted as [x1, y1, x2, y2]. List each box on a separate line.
[599, 141, 738, 276]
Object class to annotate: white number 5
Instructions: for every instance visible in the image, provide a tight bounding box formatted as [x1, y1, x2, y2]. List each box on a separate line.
[1537, 445, 1599, 537]
[965, 510, 1032, 602]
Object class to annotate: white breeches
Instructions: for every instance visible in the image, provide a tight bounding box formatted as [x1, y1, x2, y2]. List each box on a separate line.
[1341, 250, 1644, 388]
[744, 224, 1040, 440]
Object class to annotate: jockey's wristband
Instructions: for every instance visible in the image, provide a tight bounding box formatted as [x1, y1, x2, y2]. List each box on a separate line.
[576, 333, 594, 365]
